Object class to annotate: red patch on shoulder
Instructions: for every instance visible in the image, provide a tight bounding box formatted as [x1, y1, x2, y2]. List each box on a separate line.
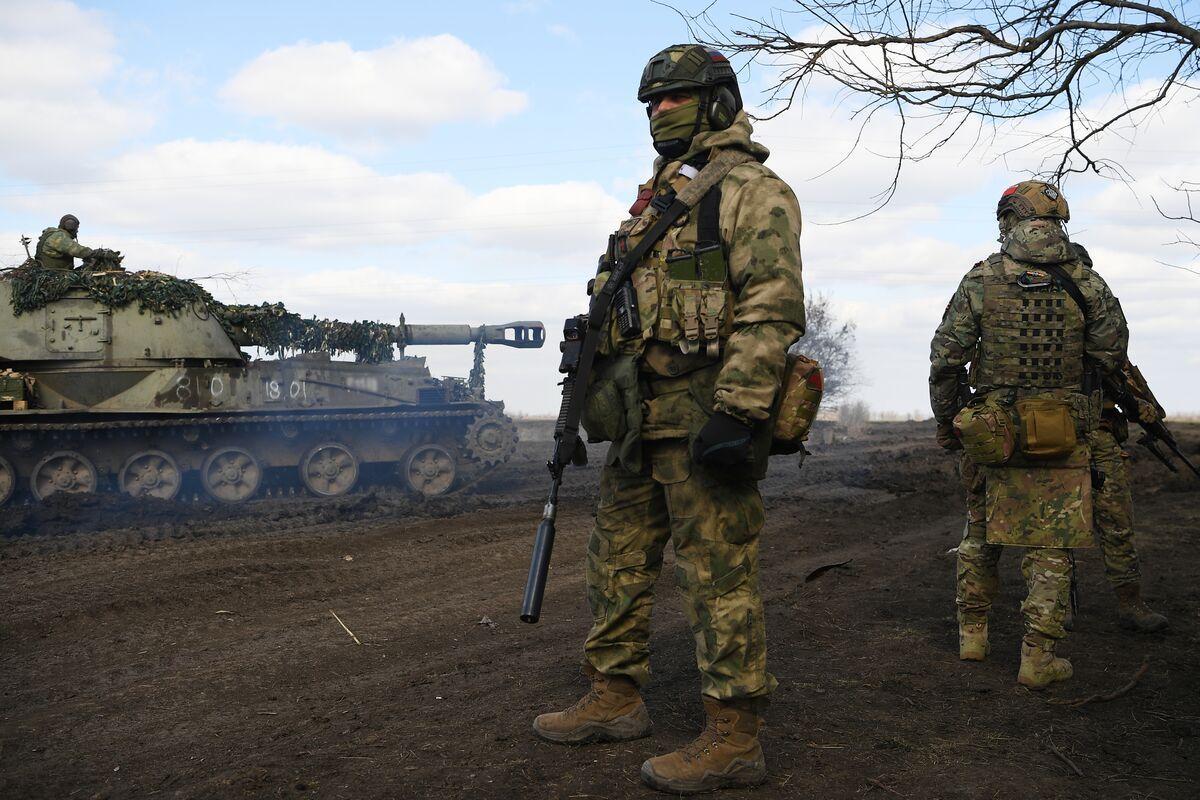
[629, 187, 653, 216]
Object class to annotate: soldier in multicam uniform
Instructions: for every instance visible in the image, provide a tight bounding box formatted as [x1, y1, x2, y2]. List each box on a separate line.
[532, 45, 805, 793]
[1070, 247, 1168, 633]
[931, 181, 1128, 688]
[1086, 384, 1169, 632]
[34, 215, 96, 270]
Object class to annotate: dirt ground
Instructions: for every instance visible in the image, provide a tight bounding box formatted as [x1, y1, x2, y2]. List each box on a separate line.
[2, 420, 1197, 799]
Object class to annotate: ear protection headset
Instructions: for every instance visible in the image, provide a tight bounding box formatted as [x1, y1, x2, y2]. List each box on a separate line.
[706, 84, 740, 130]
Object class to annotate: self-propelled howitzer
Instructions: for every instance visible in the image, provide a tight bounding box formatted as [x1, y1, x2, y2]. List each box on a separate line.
[0, 265, 544, 505]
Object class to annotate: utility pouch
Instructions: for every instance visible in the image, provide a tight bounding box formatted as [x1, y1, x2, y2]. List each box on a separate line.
[581, 377, 625, 443]
[954, 396, 1017, 466]
[984, 458, 1094, 547]
[581, 355, 641, 444]
[1014, 397, 1076, 459]
[770, 352, 823, 454]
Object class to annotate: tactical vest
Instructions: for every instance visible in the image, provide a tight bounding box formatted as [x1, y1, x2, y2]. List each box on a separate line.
[34, 228, 71, 270]
[595, 175, 734, 372]
[975, 253, 1086, 392]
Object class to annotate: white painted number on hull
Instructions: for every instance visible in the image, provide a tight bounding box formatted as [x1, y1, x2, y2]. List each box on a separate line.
[264, 379, 305, 402]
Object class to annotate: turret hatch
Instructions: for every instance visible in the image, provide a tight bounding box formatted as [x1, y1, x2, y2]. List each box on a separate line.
[45, 300, 111, 358]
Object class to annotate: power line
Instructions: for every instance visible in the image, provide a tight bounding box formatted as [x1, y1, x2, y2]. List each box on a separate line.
[2, 133, 1195, 197]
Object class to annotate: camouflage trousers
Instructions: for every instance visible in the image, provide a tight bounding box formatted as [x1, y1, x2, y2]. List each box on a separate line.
[956, 456, 1071, 643]
[1089, 428, 1141, 588]
[583, 438, 776, 700]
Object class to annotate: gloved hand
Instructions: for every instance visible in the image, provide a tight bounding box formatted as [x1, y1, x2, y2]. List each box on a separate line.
[937, 421, 963, 451]
[85, 248, 124, 270]
[1136, 398, 1159, 425]
[692, 411, 754, 469]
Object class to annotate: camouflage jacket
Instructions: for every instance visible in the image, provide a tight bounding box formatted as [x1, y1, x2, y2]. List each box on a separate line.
[34, 227, 93, 270]
[598, 112, 805, 429]
[929, 220, 1128, 424]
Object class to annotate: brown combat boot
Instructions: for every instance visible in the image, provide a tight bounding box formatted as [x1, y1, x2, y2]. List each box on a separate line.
[640, 697, 766, 794]
[959, 619, 989, 661]
[1115, 584, 1169, 632]
[532, 665, 651, 745]
[1017, 639, 1073, 689]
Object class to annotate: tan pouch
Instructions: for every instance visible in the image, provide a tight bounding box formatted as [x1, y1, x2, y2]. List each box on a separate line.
[770, 352, 823, 455]
[1015, 397, 1076, 459]
[954, 396, 1017, 466]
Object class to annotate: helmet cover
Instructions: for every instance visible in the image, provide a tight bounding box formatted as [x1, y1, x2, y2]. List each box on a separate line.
[638, 44, 740, 104]
[996, 181, 1070, 222]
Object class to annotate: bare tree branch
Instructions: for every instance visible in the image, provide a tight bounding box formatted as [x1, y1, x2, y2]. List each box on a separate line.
[681, 0, 1200, 187]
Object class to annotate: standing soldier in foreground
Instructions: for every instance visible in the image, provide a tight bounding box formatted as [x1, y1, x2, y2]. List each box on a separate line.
[531, 45, 805, 793]
[34, 215, 97, 270]
[931, 181, 1128, 688]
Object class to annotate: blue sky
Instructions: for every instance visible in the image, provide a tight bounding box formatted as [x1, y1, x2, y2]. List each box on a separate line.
[2, 0, 1197, 417]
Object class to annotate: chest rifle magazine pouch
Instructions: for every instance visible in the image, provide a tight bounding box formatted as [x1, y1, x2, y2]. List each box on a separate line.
[770, 352, 823, 455]
[954, 395, 1018, 466]
[1014, 396, 1076, 459]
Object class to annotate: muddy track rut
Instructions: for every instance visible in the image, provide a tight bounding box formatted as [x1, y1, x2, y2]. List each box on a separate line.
[1, 421, 1197, 799]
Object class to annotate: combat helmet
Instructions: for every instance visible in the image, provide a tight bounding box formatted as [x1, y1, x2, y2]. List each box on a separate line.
[639, 44, 743, 158]
[996, 181, 1070, 222]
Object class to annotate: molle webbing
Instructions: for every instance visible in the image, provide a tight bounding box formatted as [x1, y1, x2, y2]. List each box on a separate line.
[977, 254, 1085, 390]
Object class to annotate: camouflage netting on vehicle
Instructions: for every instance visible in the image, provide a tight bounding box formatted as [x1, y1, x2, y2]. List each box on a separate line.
[221, 302, 396, 363]
[6, 262, 217, 317]
[2, 265, 398, 363]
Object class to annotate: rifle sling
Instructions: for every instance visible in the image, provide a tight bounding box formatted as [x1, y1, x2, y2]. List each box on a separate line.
[1040, 260, 1104, 396]
[1041, 261, 1089, 323]
[1037, 264, 1196, 478]
[557, 150, 754, 466]
[589, 148, 754, 325]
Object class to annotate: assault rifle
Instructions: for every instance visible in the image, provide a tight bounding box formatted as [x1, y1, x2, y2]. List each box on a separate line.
[519, 315, 590, 624]
[518, 149, 753, 624]
[1103, 362, 1199, 478]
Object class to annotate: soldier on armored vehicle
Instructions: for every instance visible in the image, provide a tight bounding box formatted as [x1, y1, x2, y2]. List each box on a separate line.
[33, 214, 121, 271]
[0, 260, 543, 507]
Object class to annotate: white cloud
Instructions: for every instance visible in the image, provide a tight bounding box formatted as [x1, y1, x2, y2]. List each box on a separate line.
[738, 76, 1200, 417]
[547, 23, 578, 41]
[221, 35, 528, 142]
[0, 0, 151, 179]
[7, 137, 625, 263]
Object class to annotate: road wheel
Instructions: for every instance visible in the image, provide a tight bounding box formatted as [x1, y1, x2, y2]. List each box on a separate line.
[402, 444, 457, 497]
[299, 442, 359, 498]
[31, 451, 97, 500]
[120, 450, 183, 500]
[0, 455, 15, 506]
[201, 447, 261, 504]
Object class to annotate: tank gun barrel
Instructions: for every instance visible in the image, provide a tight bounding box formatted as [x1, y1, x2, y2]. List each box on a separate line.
[401, 321, 545, 349]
